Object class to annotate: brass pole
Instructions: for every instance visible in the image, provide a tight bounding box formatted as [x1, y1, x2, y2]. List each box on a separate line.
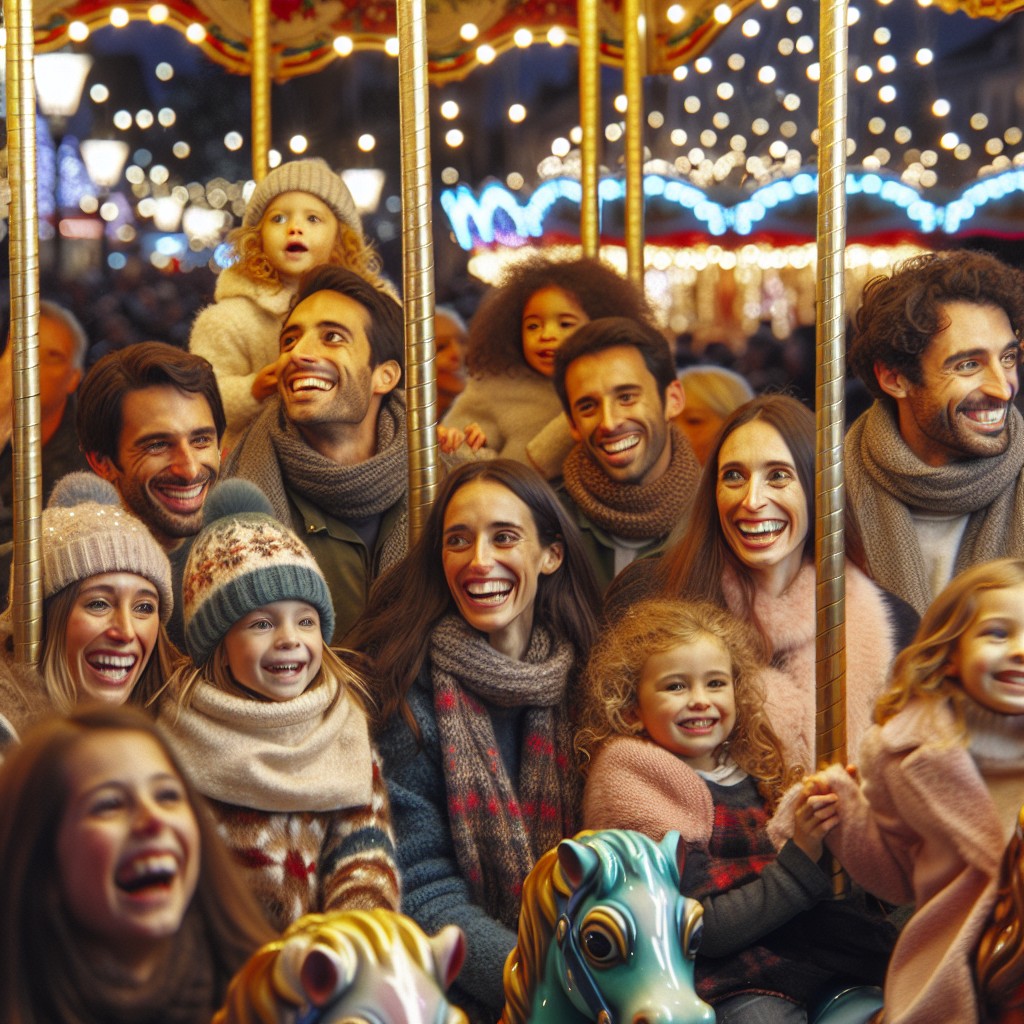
[622, 0, 645, 288]
[815, 0, 849, 894]
[6, 0, 44, 663]
[397, 0, 439, 542]
[250, 0, 271, 181]
[578, 0, 601, 256]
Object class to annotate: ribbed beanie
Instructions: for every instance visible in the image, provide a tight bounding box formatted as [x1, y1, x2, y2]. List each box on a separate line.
[182, 479, 335, 666]
[43, 473, 173, 623]
[243, 158, 363, 239]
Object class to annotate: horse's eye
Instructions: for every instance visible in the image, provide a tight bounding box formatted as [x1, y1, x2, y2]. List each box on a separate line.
[681, 898, 704, 959]
[579, 907, 628, 968]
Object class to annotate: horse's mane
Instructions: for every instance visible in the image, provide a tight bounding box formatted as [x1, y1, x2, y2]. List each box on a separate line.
[977, 805, 1024, 1014]
[500, 830, 671, 1024]
[213, 909, 450, 1024]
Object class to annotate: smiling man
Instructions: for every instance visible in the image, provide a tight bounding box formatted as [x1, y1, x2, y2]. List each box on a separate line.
[223, 265, 406, 641]
[77, 341, 226, 648]
[846, 248, 1024, 613]
[552, 316, 701, 590]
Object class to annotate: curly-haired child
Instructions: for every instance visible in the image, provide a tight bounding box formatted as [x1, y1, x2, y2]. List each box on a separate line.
[189, 159, 390, 447]
[578, 598, 895, 1023]
[157, 480, 400, 932]
[439, 254, 653, 478]
[800, 557, 1024, 1024]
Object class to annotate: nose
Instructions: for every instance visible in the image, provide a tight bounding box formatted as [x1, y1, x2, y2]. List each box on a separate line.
[106, 602, 137, 642]
[131, 795, 164, 836]
[470, 535, 494, 570]
[598, 397, 619, 434]
[687, 684, 711, 709]
[274, 624, 300, 648]
[740, 474, 766, 510]
[982, 359, 1015, 401]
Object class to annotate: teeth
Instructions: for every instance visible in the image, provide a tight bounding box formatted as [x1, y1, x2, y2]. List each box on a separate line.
[267, 662, 303, 673]
[966, 407, 1005, 425]
[738, 520, 784, 536]
[602, 436, 639, 454]
[682, 719, 717, 728]
[291, 377, 333, 392]
[87, 654, 137, 681]
[117, 853, 177, 891]
[160, 483, 204, 500]
[465, 580, 512, 603]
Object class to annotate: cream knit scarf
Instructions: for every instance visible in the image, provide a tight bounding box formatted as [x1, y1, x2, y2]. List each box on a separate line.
[562, 425, 701, 539]
[846, 402, 1024, 614]
[159, 676, 372, 812]
[429, 614, 578, 929]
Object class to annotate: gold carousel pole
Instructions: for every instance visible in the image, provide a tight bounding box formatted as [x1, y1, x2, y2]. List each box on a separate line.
[397, 0, 439, 542]
[5, 0, 44, 663]
[815, 0, 849, 892]
[250, 0, 271, 181]
[622, 0, 645, 288]
[578, 0, 600, 257]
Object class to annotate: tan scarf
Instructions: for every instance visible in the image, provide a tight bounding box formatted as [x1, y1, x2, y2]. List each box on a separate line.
[562, 425, 700, 539]
[845, 402, 1024, 614]
[429, 614, 578, 929]
[159, 676, 372, 813]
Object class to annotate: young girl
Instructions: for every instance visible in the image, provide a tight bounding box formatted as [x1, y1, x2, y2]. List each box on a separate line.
[578, 597, 895, 1022]
[189, 158, 388, 446]
[0, 704, 273, 1024]
[157, 480, 400, 932]
[802, 557, 1024, 1024]
[0, 472, 176, 741]
[438, 255, 653, 477]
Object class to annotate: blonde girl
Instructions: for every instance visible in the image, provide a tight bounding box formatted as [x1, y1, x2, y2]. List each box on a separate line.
[803, 557, 1024, 1024]
[580, 598, 894, 1024]
[157, 480, 399, 932]
[189, 158, 388, 446]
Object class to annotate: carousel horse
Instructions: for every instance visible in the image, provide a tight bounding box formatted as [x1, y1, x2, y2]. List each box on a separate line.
[977, 804, 1024, 1023]
[501, 828, 715, 1024]
[213, 908, 468, 1024]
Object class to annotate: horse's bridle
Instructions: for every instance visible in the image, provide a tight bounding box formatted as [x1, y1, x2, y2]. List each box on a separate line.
[554, 881, 617, 1024]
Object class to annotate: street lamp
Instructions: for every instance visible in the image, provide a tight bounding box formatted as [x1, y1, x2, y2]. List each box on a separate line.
[80, 138, 130, 272]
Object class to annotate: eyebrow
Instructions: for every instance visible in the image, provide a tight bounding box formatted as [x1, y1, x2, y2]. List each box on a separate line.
[281, 319, 353, 341]
[78, 772, 181, 802]
[78, 582, 161, 599]
[444, 519, 522, 534]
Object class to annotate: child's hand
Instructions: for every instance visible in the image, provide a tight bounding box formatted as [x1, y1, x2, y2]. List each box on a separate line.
[792, 790, 840, 862]
[437, 424, 465, 454]
[463, 422, 487, 451]
[252, 363, 279, 401]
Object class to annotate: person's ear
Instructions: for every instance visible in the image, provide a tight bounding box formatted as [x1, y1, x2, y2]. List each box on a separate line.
[371, 360, 401, 396]
[85, 450, 120, 484]
[663, 379, 685, 420]
[539, 541, 564, 575]
[875, 362, 910, 400]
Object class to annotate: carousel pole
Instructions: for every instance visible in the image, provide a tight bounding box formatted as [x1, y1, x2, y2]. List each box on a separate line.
[622, 0, 645, 288]
[815, 0, 849, 893]
[250, 0, 271, 182]
[5, 0, 44, 664]
[578, 0, 600, 257]
[396, 0, 439, 542]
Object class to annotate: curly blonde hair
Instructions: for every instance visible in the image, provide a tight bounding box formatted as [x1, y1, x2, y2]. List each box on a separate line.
[227, 219, 385, 290]
[875, 557, 1024, 737]
[576, 598, 799, 808]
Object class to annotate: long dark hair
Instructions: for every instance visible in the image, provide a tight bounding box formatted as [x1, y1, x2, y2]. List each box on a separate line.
[0, 704, 273, 1024]
[347, 459, 601, 731]
[659, 394, 867, 645]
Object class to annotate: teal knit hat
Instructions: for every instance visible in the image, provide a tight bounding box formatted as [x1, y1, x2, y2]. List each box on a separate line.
[182, 480, 335, 666]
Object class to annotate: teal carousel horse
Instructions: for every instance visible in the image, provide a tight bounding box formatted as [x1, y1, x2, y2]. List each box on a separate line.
[501, 829, 714, 1024]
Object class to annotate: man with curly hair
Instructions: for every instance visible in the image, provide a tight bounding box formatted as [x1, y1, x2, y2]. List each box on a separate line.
[845, 248, 1024, 613]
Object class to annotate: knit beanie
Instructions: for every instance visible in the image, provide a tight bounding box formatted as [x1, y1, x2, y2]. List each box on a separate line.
[182, 479, 335, 666]
[42, 473, 174, 623]
[242, 158, 363, 239]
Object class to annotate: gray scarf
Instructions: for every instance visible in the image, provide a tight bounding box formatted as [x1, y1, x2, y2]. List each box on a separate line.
[845, 401, 1024, 613]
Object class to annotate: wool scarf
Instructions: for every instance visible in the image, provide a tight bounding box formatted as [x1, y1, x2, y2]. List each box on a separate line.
[159, 676, 372, 813]
[562, 425, 701, 539]
[428, 614, 578, 929]
[846, 402, 1024, 613]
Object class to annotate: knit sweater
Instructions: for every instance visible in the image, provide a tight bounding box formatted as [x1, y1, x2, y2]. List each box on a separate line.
[158, 678, 400, 932]
[0, 645, 51, 740]
[784, 701, 1015, 1024]
[442, 368, 574, 475]
[189, 266, 296, 447]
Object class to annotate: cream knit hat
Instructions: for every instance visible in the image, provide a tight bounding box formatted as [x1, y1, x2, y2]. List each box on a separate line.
[43, 473, 174, 623]
[242, 158, 363, 239]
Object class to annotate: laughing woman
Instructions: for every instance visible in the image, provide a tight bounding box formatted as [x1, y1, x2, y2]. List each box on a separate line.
[607, 394, 918, 772]
[0, 474, 177, 747]
[347, 459, 600, 1024]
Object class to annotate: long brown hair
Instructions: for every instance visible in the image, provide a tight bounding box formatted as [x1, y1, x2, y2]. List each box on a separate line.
[0, 705, 272, 1024]
[658, 394, 867, 646]
[346, 459, 601, 732]
[575, 598, 799, 808]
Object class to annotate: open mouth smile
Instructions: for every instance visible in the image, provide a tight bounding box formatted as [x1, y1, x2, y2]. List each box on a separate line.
[116, 852, 179, 896]
[288, 376, 335, 393]
[736, 519, 786, 541]
[85, 652, 139, 685]
[463, 579, 513, 605]
[960, 403, 1008, 431]
[152, 477, 210, 515]
[285, 242, 309, 254]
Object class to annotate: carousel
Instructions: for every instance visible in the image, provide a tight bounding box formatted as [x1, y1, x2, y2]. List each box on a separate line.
[3, 0, 1024, 1018]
